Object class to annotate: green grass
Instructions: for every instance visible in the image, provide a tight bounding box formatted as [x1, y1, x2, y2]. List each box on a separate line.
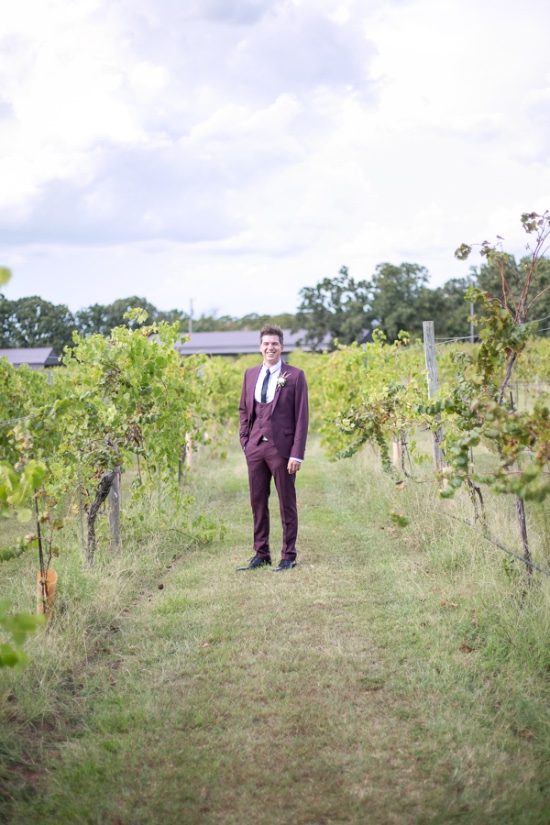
[1, 439, 550, 824]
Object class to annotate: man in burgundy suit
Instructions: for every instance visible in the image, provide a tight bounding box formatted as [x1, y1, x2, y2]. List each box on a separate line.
[237, 324, 309, 572]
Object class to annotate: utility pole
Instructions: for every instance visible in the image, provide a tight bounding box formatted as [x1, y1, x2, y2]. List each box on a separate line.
[189, 299, 193, 335]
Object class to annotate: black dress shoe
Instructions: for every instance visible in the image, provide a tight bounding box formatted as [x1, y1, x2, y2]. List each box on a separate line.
[272, 559, 297, 572]
[236, 556, 271, 571]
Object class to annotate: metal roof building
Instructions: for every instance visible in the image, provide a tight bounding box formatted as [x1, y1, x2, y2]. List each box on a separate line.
[0, 348, 61, 369]
[175, 328, 371, 356]
[175, 329, 325, 356]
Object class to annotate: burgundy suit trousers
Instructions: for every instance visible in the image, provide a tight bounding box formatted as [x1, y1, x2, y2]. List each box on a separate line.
[245, 438, 298, 561]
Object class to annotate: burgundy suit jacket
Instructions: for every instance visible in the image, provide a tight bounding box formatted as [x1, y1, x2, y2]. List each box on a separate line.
[239, 363, 309, 460]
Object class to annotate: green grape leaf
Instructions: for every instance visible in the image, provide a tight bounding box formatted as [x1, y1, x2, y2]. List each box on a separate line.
[389, 512, 410, 528]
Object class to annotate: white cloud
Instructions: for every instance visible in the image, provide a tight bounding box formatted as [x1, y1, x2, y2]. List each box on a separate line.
[0, 0, 152, 216]
[1, 0, 550, 317]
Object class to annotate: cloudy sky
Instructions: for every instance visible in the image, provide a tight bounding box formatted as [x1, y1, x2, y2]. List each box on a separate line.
[1, 0, 549, 318]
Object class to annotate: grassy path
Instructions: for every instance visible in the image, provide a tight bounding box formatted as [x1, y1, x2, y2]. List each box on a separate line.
[3, 441, 550, 824]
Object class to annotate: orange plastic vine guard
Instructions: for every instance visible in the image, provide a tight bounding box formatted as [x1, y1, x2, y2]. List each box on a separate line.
[36, 568, 57, 617]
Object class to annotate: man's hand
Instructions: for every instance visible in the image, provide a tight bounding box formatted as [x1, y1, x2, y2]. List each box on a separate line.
[287, 459, 301, 474]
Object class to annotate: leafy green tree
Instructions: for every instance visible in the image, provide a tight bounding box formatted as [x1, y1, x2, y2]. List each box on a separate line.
[472, 255, 550, 336]
[426, 276, 474, 340]
[193, 314, 238, 332]
[369, 263, 432, 342]
[294, 263, 480, 344]
[75, 297, 187, 337]
[0, 295, 76, 353]
[295, 266, 371, 350]
[0, 295, 12, 346]
[236, 312, 296, 331]
[192, 311, 296, 332]
[160, 308, 190, 326]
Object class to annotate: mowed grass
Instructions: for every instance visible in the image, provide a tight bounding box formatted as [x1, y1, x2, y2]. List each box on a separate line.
[2, 439, 550, 824]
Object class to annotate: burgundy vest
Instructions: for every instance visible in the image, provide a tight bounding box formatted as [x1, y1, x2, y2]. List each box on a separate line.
[249, 398, 274, 444]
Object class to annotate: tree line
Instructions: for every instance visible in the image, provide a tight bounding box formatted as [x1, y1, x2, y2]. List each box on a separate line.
[0, 292, 297, 355]
[2, 253, 549, 354]
[295, 255, 550, 350]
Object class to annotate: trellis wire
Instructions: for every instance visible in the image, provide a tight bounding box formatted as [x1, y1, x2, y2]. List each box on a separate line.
[440, 511, 550, 578]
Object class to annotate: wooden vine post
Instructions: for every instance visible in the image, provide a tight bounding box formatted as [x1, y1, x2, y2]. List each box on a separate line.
[108, 468, 121, 551]
[392, 438, 402, 472]
[179, 433, 194, 480]
[423, 321, 445, 471]
[185, 432, 194, 469]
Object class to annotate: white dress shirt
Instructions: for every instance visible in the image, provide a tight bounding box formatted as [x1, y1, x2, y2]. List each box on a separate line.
[254, 360, 282, 404]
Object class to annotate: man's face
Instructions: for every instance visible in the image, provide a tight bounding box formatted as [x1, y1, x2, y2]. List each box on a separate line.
[260, 334, 283, 367]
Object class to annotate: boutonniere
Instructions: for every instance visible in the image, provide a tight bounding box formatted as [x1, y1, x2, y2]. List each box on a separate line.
[276, 371, 289, 391]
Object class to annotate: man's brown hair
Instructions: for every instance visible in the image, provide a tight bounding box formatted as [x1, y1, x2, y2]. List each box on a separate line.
[260, 324, 284, 346]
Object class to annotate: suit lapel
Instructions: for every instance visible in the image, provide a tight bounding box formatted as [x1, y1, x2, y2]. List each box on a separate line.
[271, 362, 287, 411]
[249, 365, 262, 412]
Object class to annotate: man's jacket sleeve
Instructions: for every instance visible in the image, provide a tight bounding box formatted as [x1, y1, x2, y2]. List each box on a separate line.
[238, 372, 250, 450]
[290, 370, 309, 460]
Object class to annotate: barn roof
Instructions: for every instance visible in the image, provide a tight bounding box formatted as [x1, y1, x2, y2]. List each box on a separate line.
[175, 329, 329, 356]
[0, 348, 61, 368]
